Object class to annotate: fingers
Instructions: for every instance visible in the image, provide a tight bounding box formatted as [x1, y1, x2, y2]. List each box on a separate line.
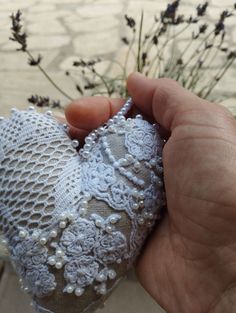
[65, 97, 125, 131]
[127, 72, 226, 131]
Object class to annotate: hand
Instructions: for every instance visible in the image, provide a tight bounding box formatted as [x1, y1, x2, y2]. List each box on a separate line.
[65, 73, 236, 313]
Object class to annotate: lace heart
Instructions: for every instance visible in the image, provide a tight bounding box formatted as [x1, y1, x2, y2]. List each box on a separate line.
[0, 99, 165, 313]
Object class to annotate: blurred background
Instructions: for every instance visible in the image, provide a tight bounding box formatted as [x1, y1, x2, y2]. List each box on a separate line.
[0, 0, 236, 312]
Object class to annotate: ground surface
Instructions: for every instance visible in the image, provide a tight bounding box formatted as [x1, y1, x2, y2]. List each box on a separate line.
[0, 1, 236, 313]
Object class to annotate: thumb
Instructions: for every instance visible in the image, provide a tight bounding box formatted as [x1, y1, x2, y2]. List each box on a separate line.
[127, 73, 232, 132]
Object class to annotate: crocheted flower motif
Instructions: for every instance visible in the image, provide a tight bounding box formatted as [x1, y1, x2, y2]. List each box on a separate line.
[95, 232, 128, 264]
[64, 256, 99, 288]
[125, 120, 157, 160]
[25, 265, 56, 297]
[60, 218, 98, 256]
[12, 239, 48, 271]
[83, 161, 116, 193]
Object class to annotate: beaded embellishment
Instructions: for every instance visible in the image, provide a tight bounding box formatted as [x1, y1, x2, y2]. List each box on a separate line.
[0, 99, 165, 313]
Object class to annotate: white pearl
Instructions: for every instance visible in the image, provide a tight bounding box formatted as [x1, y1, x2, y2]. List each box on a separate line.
[95, 219, 102, 228]
[19, 230, 27, 238]
[85, 136, 92, 144]
[132, 203, 139, 210]
[84, 143, 91, 150]
[46, 110, 52, 116]
[82, 151, 90, 158]
[113, 162, 119, 168]
[11, 108, 17, 113]
[40, 237, 47, 245]
[56, 249, 63, 257]
[136, 114, 143, 119]
[48, 257, 56, 266]
[67, 213, 75, 221]
[106, 226, 113, 234]
[1, 239, 7, 245]
[149, 213, 154, 219]
[59, 221, 67, 229]
[81, 200, 88, 208]
[110, 216, 118, 224]
[108, 126, 115, 133]
[28, 106, 35, 111]
[80, 208, 87, 216]
[125, 154, 133, 162]
[50, 230, 57, 238]
[66, 285, 74, 294]
[55, 261, 63, 269]
[108, 270, 116, 279]
[99, 286, 107, 295]
[75, 287, 84, 296]
[150, 159, 156, 166]
[133, 190, 139, 198]
[72, 140, 79, 148]
[97, 273, 106, 282]
[139, 200, 145, 208]
[134, 162, 141, 170]
[23, 287, 29, 293]
[97, 127, 105, 134]
[139, 192, 145, 200]
[0, 117, 4, 122]
[139, 180, 145, 187]
[138, 218, 145, 225]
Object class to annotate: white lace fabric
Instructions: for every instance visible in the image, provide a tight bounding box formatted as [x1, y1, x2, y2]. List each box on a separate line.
[0, 103, 165, 313]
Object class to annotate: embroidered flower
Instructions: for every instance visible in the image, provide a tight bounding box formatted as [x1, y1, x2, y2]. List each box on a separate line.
[25, 265, 56, 297]
[125, 120, 157, 160]
[60, 218, 98, 256]
[64, 256, 99, 288]
[12, 238, 48, 271]
[95, 232, 128, 264]
[83, 162, 116, 193]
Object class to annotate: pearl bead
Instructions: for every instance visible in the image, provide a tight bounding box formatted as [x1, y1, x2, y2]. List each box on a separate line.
[139, 200, 145, 208]
[80, 208, 87, 216]
[150, 159, 156, 167]
[136, 114, 143, 119]
[85, 136, 92, 144]
[149, 213, 154, 219]
[67, 285, 74, 294]
[138, 218, 145, 225]
[134, 162, 141, 170]
[40, 237, 47, 245]
[139, 192, 145, 200]
[72, 140, 79, 148]
[67, 213, 75, 221]
[56, 249, 63, 257]
[82, 151, 90, 158]
[11, 108, 17, 113]
[97, 273, 106, 282]
[59, 221, 67, 229]
[106, 226, 113, 234]
[110, 216, 118, 224]
[19, 230, 27, 238]
[99, 284, 107, 295]
[28, 106, 35, 111]
[97, 127, 105, 135]
[95, 219, 102, 228]
[108, 270, 116, 279]
[132, 203, 139, 210]
[81, 200, 88, 208]
[48, 257, 56, 266]
[46, 110, 52, 116]
[125, 154, 133, 162]
[23, 287, 29, 293]
[50, 230, 57, 238]
[113, 162, 119, 168]
[1, 239, 7, 245]
[75, 287, 84, 296]
[55, 261, 63, 269]
[133, 190, 139, 198]
[108, 126, 115, 133]
[84, 143, 91, 150]
[0, 117, 4, 122]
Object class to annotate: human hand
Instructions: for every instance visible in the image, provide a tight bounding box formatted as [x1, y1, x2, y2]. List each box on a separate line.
[65, 73, 236, 313]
